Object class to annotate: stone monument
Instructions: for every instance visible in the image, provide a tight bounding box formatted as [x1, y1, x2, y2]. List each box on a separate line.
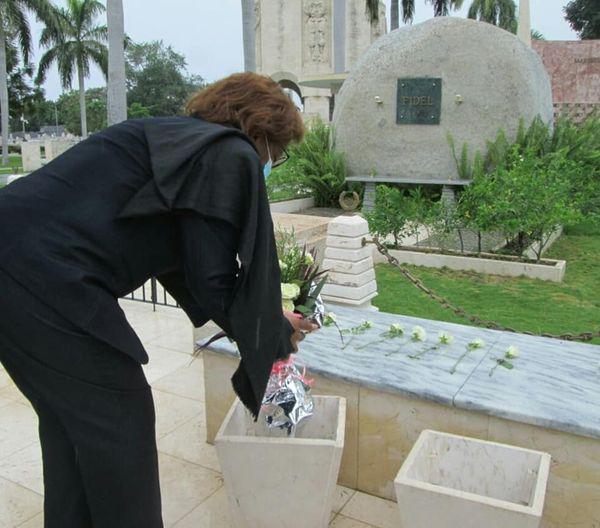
[254, 0, 387, 122]
[20, 141, 43, 172]
[332, 17, 554, 207]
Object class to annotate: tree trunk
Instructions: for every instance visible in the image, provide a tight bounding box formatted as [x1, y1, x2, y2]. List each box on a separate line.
[241, 0, 256, 72]
[0, 27, 10, 166]
[78, 64, 88, 137]
[107, 0, 127, 125]
[390, 0, 399, 30]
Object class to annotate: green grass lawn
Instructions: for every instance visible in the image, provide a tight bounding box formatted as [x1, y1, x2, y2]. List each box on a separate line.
[0, 155, 23, 175]
[373, 222, 600, 346]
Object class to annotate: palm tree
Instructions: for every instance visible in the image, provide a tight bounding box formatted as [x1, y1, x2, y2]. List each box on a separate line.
[0, 0, 50, 166]
[107, 0, 126, 125]
[375, 0, 464, 30]
[468, 0, 517, 32]
[36, 0, 108, 137]
[241, 0, 256, 72]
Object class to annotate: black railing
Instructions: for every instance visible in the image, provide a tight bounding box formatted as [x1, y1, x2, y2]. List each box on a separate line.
[124, 277, 180, 310]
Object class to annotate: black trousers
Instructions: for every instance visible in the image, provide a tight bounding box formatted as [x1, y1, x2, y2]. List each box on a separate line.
[0, 268, 163, 527]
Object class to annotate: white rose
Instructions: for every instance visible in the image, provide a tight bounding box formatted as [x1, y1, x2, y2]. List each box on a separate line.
[390, 323, 404, 334]
[281, 283, 301, 301]
[304, 253, 315, 266]
[468, 338, 485, 350]
[282, 299, 295, 312]
[411, 326, 427, 342]
[438, 332, 454, 345]
[505, 346, 519, 359]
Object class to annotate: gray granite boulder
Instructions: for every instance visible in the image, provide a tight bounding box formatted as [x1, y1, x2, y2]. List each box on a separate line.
[332, 17, 553, 182]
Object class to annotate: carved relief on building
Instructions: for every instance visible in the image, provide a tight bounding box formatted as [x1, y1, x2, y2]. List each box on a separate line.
[303, 0, 331, 66]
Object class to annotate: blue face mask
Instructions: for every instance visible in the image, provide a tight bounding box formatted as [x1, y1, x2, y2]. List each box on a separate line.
[263, 136, 273, 179]
[263, 158, 273, 179]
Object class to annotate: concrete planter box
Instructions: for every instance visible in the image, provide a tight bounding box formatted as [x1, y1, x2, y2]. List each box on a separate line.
[269, 196, 314, 214]
[395, 430, 551, 528]
[216, 396, 346, 528]
[372, 247, 566, 282]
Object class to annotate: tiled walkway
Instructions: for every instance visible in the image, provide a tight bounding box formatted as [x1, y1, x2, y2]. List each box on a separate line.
[0, 299, 398, 528]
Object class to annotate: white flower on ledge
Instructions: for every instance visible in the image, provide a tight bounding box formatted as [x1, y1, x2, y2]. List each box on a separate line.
[323, 312, 337, 327]
[468, 338, 485, 350]
[438, 331, 454, 346]
[411, 326, 427, 342]
[304, 253, 315, 266]
[505, 346, 519, 359]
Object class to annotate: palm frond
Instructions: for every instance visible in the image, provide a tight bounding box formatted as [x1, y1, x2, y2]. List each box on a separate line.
[5, 0, 32, 62]
[401, 0, 415, 23]
[364, 0, 379, 24]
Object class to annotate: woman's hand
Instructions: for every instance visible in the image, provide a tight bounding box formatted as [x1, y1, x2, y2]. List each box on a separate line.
[284, 311, 319, 352]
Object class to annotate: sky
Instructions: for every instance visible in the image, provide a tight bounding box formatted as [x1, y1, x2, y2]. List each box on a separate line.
[31, 0, 579, 101]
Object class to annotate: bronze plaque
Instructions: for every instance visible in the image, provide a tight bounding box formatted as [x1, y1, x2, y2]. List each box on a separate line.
[397, 78, 442, 125]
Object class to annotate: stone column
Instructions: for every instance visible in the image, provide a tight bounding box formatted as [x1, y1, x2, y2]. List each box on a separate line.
[322, 215, 378, 309]
[441, 185, 457, 206]
[362, 182, 377, 212]
[21, 141, 42, 172]
[518, 0, 531, 47]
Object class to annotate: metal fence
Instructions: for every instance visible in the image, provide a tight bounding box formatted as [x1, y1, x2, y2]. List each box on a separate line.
[123, 277, 180, 310]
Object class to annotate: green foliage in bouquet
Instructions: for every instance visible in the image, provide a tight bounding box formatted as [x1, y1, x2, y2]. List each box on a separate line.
[276, 229, 328, 316]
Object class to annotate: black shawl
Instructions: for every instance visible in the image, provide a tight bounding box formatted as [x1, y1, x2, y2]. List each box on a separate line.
[118, 116, 285, 418]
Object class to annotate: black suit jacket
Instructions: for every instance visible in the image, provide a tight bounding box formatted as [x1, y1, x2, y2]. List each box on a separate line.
[0, 117, 292, 417]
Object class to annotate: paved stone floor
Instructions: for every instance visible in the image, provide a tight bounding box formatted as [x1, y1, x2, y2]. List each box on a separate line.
[0, 299, 398, 527]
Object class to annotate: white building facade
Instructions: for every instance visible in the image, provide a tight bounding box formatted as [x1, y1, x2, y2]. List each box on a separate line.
[254, 0, 387, 121]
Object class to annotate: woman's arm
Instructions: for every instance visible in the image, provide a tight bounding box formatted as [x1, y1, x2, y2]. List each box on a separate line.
[179, 212, 302, 359]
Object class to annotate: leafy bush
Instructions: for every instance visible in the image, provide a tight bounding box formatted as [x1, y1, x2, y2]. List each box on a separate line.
[458, 147, 583, 260]
[365, 185, 437, 246]
[364, 185, 409, 246]
[269, 118, 360, 207]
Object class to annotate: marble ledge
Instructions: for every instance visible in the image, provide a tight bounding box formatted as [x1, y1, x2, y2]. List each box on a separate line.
[204, 305, 600, 440]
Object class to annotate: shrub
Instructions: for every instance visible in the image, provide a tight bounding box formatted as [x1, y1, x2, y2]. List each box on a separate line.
[364, 185, 410, 247]
[459, 147, 583, 260]
[269, 118, 360, 208]
[365, 185, 438, 247]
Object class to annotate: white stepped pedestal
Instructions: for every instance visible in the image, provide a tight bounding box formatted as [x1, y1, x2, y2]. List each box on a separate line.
[322, 216, 378, 309]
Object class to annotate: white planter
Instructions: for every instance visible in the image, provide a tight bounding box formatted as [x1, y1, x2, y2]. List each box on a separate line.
[372, 247, 566, 282]
[216, 396, 346, 528]
[269, 196, 315, 213]
[394, 430, 551, 528]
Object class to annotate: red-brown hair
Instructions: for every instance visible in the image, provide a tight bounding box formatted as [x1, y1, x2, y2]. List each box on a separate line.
[186, 72, 305, 150]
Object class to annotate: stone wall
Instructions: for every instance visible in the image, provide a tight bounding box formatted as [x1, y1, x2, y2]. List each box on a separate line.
[533, 40, 600, 122]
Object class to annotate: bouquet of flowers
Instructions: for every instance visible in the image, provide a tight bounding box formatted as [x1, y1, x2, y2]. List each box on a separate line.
[277, 229, 327, 326]
[260, 230, 329, 434]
